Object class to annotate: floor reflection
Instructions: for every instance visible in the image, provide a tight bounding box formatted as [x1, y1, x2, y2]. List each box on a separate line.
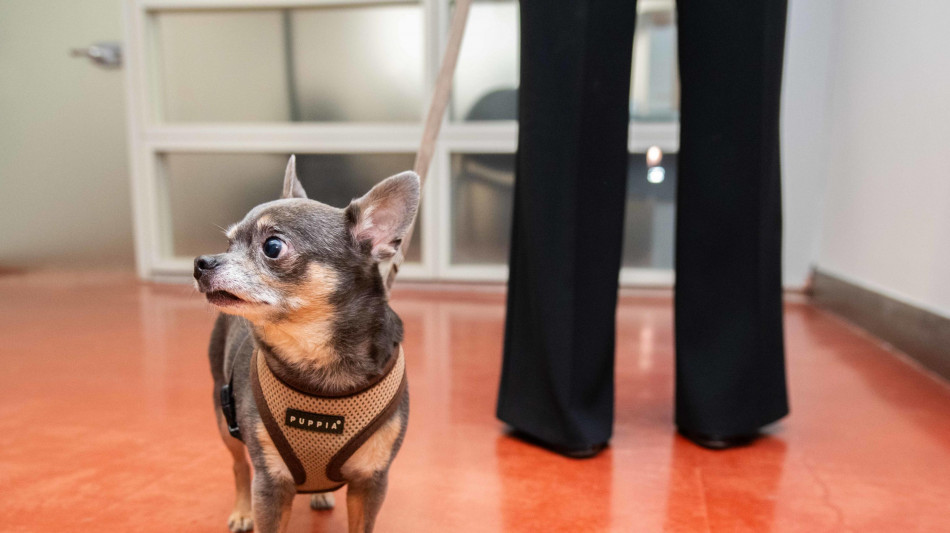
[2, 275, 950, 532]
[663, 436, 788, 532]
[497, 433, 615, 532]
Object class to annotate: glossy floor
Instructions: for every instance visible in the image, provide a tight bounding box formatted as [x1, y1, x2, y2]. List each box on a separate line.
[1, 272, 949, 532]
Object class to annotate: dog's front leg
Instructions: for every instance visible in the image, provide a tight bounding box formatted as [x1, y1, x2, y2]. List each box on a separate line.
[251, 472, 295, 533]
[346, 472, 389, 533]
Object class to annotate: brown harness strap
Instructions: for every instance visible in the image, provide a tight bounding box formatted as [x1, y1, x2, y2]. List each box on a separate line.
[250, 347, 407, 493]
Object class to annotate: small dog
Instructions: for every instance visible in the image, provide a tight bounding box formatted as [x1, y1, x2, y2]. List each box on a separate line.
[194, 156, 418, 533]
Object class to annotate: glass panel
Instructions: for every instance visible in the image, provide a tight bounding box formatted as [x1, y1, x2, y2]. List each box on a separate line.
[450, 153, 515, 264]
[153, 5, 423, 122]
[449, 152, 676, 270]
[163, 152, 421, 264]
[630, 4, 679, 121]
[622, 152, 676, 269]
[450, 0, 679, 123]
[451, 0, 519, 122]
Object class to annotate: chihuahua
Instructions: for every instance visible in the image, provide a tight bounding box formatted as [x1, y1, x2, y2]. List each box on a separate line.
[194, 156, 419, 533]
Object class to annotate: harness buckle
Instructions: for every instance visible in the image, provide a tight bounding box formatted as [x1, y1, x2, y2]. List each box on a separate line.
[220, 382, 242, 441]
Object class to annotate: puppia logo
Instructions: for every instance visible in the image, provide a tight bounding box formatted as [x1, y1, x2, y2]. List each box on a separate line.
[285, 409, 344, 435]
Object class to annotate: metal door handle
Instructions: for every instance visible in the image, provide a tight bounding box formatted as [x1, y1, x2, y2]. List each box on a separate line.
[70, 42, 122, 68]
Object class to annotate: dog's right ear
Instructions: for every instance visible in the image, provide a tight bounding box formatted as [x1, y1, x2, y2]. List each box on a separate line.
[281, 155, 308, 199]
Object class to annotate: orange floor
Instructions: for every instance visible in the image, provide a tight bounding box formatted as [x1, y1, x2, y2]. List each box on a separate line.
[2, 272, 950, 532]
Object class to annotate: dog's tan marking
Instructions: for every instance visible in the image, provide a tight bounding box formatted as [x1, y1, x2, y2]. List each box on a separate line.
[347, 489, 368, 533]
[228, 508, 254, 533]
[258, 263, 340, 368]
[217, 410, 254, 532]
[256, 215, 273, 230]
[256, 423, 294, 484]
[340, 408, 403, 481]
[284, 262, 338, 314]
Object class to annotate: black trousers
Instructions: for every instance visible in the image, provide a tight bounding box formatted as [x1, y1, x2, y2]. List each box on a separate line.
[497, 0, 789, 449]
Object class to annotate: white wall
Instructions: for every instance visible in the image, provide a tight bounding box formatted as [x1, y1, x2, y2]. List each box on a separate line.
[780, 0, 837, 288]
[0, 0, 133, 269]
[815, 0, 950, 318]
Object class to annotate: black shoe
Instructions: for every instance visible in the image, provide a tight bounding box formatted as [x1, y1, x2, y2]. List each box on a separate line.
[678, 428, 759, 450]
[556, 441, 608, 459]
[507, 429, 608, 459]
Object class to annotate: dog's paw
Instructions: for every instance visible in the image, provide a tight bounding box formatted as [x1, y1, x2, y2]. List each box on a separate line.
[228, 510, 254, 532]
[310, 493, 335, 510]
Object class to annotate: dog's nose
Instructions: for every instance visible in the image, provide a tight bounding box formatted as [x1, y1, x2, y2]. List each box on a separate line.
[194, 255, 218, 280]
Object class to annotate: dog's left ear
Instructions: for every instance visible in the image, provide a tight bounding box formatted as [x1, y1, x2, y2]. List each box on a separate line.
[345, 171, 421, 261]
[281, 155, 308, 199]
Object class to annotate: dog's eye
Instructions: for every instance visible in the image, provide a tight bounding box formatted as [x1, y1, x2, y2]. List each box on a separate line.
[262, 237, 285, 259]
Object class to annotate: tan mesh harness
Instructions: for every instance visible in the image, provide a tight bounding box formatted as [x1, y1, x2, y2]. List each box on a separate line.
[249, 346, 407, 493]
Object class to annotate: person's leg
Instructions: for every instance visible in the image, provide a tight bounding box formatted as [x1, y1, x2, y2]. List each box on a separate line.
[674, 0, 790, 444]
[496, 0, 638, 455]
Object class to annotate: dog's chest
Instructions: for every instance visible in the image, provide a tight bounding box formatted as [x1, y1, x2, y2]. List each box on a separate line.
[250, 346, 407, 493]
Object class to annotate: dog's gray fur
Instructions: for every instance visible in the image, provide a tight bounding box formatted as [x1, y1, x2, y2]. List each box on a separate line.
[198, 156, 418, 533]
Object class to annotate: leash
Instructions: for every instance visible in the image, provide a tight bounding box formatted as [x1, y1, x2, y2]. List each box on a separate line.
[223, 0, 474, 443]
[384, 0, 473, 291]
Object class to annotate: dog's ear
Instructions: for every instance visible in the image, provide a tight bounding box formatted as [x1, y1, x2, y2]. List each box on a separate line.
[281, 155, 308, 199]
[345, 171, 421, 261]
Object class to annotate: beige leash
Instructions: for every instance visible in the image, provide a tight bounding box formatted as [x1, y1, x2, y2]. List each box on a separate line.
[384, 0, 474, 291]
